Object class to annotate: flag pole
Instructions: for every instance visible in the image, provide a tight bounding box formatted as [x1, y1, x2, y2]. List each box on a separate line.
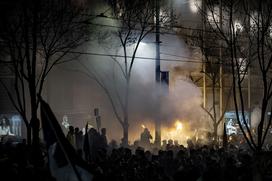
[41, 102, 83, 181]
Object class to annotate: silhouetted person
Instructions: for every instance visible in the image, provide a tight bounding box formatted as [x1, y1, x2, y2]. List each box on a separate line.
[75, 127, 83, 156]
[75, 127, 82, 149]
[88, 128, 100, 161]
[140, 128, 152, 150]
[162, 140, 167, 150]
[74, 127, 79, 134]
[83, 125, 90, 162]
[66, 126, 75, 148]
[174, 140, 179, 146]
[99, 128, 108, 150]
[108, 139, 118, 154]
[187, 139, 194, 150]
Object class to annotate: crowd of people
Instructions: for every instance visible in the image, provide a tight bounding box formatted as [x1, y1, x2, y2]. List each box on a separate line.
[65, 125, 108, 162]
[0, 125, 272, 181]
[61, 126, 272, 181]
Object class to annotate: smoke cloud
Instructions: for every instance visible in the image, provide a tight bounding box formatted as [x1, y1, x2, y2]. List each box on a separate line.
[251, 106, 261, 128]
[46, 2, 208, 143]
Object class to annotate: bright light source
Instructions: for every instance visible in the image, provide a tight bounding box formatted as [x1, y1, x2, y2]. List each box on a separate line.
[139, 42, 147, 46]
[234, 21, 243, 33]
[161, 120, 193, 146]
[207, 7, 220, 25]
[189, 0, 201, 13]
[175, 120, 183, 130]
[269, 26, 272, 37]
[238, 58, 247, 74]
[141, 124, 146, 129]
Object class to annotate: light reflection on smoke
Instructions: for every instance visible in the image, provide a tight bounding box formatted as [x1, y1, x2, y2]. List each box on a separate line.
[189, 0, 201, 13]
[161, 120, 192, 146]
[130, 119, 209, 147]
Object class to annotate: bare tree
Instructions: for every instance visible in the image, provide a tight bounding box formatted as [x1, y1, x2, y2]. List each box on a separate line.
[199, 0, 272, 151]
[243, 0, 272, 151]
[0, 0, 89, 162]
[79, 0, 171, 146]
[191, 27, 233, 143]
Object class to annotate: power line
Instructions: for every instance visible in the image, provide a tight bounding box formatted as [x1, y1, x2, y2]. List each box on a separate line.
[87, 22, 227, 48]
[85, 11, 251, 46]
[85, 13, 215, 34]
[85, 20, 231, 50]
[57, 50, 230, 66]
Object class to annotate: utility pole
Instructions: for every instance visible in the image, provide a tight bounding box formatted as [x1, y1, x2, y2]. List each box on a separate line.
[219, 0, 224, 137]
[247, 2, 251, 127]
[154, 0, 161, 147]
[202, 0, 206, 109]
[219, 0, 223, 117]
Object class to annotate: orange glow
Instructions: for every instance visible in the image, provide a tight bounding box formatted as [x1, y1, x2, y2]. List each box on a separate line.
[229, 136, 232, 141]
[161, 120, 193, 146]
[131, 120, 207, 147]
[175, 120, 183, 130]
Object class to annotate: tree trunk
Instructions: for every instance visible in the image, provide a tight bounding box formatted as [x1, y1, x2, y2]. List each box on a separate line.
[122, 78, 130, 147]
[26, 124, 32, 146]
[122, 121, 129, 147]
[31, 116, 43, 166]
[30, 82, 39, 147]
[31, 116, 40, 149]
[213, 123, 218, 138]
[213, 122, 218, 144]
[212, 78, 218, 144]
[30, 85, 43, 166]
